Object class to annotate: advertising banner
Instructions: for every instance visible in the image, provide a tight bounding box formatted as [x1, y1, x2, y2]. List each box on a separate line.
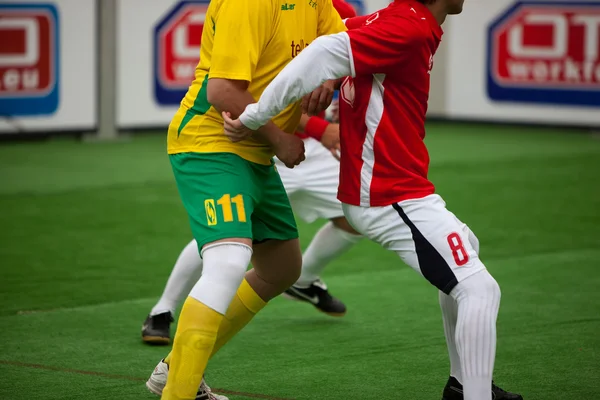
[0, 0, 96, 133]
[444, 0, 600, 126]
[118, 0, 368, 128]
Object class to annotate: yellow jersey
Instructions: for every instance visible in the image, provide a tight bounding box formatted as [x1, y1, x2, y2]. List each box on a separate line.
[167, 0, 346, 165]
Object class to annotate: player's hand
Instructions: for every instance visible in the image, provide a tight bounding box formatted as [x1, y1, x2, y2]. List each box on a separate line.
[274, 134, 306, 168]
[302, 80, 336, 116]
[320, 123, 341, 161]
[222, 111, 253, 142]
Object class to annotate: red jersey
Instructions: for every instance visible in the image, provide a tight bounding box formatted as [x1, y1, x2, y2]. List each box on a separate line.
[337, 0, 443, 207]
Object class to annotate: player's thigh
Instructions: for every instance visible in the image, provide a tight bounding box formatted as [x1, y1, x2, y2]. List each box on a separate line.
[251, 164, 302, 280]
[291, 139, 344, 223]
[343, 194, 485, 295]
[454, 214, 480, 254]
[170, 152, 258, 249]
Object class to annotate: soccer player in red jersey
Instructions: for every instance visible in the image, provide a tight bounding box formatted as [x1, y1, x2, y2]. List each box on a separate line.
[223, 1, 524, 399]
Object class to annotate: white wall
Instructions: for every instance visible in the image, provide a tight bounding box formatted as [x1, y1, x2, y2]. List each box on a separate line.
[0, 0, 97, 133]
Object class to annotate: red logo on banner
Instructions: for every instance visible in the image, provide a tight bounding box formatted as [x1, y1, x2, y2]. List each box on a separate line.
[491, 5, 600, 88]
[0, 9, 55, 96]
[156, 3, 207, 89]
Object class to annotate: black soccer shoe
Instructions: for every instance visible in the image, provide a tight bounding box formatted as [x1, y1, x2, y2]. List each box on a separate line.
[141, 312, 173, 345]
[442, 376, 523, 400]
[283, 279, 346, 317]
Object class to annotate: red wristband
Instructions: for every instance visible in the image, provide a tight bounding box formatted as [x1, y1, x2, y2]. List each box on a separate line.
[304, 116, 329, 141]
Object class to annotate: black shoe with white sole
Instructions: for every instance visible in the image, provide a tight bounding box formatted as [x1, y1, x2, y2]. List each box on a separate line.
[141, 312, 173, 345]
[283, 279, 346, 317]
[441, 376, 523, 400]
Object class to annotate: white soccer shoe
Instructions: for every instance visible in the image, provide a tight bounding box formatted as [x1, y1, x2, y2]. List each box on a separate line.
[146, 359, 229, 400]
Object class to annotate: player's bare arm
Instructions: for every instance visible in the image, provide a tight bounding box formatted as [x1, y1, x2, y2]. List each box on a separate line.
[320, 123, 341, 160]
[208, 78, 305, 168]
[207, 78, 284, 142]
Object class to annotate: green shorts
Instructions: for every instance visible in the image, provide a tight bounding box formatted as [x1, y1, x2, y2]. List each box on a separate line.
[170, 152, 299, 249]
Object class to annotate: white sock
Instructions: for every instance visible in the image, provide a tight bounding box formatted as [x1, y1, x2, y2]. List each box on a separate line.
[190, 242, 252, 314]
[295, 221, 362, 287]
[150, 240, 203, 316]
[450, 270, 501, 400]
[439, 291, 462, 382]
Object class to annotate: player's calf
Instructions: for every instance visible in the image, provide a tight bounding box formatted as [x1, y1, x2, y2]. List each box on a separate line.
[283, 219, 359, 316]
[249, 238, 303, 300]
[450, 270, 501, 400]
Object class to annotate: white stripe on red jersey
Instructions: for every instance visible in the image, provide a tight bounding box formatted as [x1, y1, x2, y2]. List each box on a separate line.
[359, 74, 385, 205]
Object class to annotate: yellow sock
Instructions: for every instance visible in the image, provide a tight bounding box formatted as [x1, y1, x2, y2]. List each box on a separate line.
[161, 297, 223, 400]
[210, 278, 267, 357]
[162, 280, 266, 369]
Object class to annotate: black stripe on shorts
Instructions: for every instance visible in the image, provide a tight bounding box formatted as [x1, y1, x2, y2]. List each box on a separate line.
[392, 203, 458, 294]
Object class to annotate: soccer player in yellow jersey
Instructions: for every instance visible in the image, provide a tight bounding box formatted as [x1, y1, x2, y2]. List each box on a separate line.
[149, 0, 347, 399]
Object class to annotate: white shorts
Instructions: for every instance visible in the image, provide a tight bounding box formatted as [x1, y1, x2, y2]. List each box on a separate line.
[275, 138, 343, 223]
[342, 194, 485, 294]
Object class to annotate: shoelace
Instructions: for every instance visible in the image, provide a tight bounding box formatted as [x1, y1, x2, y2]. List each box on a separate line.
[312, 279, 328, 290]
[199, 380, 219, 400]
[311, 279, 333, 302]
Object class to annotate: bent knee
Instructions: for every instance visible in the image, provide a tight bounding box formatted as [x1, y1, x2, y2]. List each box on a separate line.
[190, 243, 253, 313]
[279, 251, 302, 287]
[454, 270, 501, 302]
[252, 239, 302, 286]
[202, 242, 252, 276]
[480, 272, 501, 299]
[287, 262, 302, 286]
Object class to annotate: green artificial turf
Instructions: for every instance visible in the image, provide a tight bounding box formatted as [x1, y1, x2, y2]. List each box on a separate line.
[0, 122, 598, 399]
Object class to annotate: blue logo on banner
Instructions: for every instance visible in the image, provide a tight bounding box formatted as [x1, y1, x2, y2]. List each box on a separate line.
[153, 1, 210, 106]
[346, 0, 366, 16]
[487, 1, 600, 107]
[0, 3, 60, 116]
